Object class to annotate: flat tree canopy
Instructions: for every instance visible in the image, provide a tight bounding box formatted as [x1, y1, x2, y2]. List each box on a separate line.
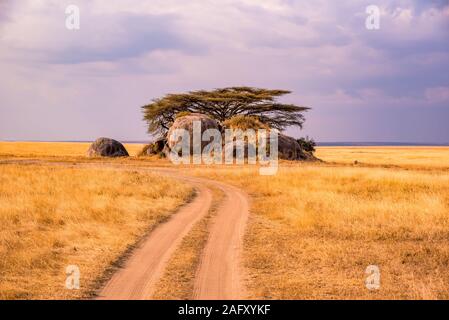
[142, 87, 310, 136]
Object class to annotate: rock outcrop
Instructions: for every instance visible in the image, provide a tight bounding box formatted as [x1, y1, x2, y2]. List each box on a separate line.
[224, 132, 317, 161]
[166, 113, 220, 154]
[277, 134, 317, 161]
[86, 137, 129, 157]
[139, 137, 167, 156]
[156, 112, 318, 161]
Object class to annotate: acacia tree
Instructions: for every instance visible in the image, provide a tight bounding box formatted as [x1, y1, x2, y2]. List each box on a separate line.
[142, 87, 310, 136]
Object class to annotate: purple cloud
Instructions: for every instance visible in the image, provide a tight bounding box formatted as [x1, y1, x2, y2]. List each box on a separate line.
[0, 0, 448, 143]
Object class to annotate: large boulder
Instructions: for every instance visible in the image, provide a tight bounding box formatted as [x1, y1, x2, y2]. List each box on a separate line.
[277, 134, 317, 161]
[166, 113, 220, 155]
[224, 132, 317, 161]
[86, 137, 129, 157]
[163, 113, 318, 161]
[139, 137, 167, 156]
[220, 130, 317, 161]
[222, 115, 317, 161]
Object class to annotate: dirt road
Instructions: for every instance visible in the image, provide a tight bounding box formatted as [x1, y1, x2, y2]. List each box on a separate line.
[97, 175, 213, 299]
[1, 160, 250, 299]
[192, 181, 249, 299]
[97, 168, 249, 300]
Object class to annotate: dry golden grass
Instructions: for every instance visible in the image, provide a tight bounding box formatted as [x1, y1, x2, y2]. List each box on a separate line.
[0, 164, 192, 299]
[0, 141, 144, 158]
[316, 146, 449, 170]
[1, 142, 448, 299]
[189, 163, 449, 299]
[153, 187, 224, 299]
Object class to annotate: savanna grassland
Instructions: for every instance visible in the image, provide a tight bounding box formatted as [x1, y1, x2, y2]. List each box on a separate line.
[315, 146, 449, 170]
[0, 162, 192, 299]
[0, 141, 144, 158]
[186, 146, 449, 299]
[0, 142, 448, 299]
[190, 162, 449, 299]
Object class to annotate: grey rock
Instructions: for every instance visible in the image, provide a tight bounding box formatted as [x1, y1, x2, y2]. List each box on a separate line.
[86, 137, 129, 157]
[166, 113, 220, 155]
[139, 137, 167, 156]
[223, 133, 319, 161]
[277, 134, 318, 161]
[163, 113, 318, 161]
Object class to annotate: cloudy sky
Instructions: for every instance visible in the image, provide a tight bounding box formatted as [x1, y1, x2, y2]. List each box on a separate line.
[0, 0, 448, 143]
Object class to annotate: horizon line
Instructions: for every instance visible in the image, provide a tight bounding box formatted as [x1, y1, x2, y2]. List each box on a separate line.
[1, 139, 448, 146]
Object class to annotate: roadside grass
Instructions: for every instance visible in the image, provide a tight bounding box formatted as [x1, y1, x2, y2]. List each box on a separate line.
[0, 164, 192, 299]
[189, 164, 449, 299]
